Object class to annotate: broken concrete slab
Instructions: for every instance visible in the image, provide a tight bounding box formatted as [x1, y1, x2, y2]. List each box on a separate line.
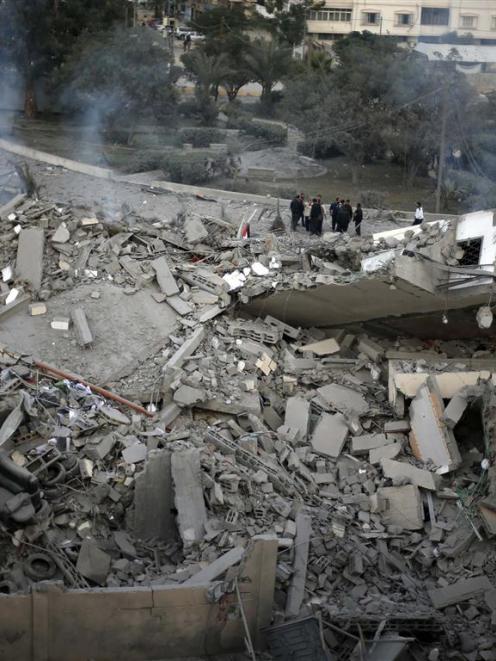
[71, 307, 93, 347]
[409, 378, 461, 471]
[429, 576, 494, 609]
[351, 433, 391, 455]
[171, 449, 207, 547]
[76, 538, 111, 585]
[122, 441, 147, 464]
[51, 222, 70, 244]
[311, 412, 348, 459]
[152, 256, 179, 297]
[165, 295, 194, 317]
[183, 546, 245, 586]
[184, 217, 209, 244]
[284, 396, 310, 441]
[392, 368, 494, 400]
[163, 327, 205, 377]
[377, 485, 424, 530]
[297, 338, 340, 356]
[134, 450, 175, 541]
[369, 441, 402, 464]
[316, 383, 368, 415]
[357, 336, 384, 362]
[444, 391, 469, 429]
[173, 385, 206, 407]
[16, 228, 44, 290]
[285, 512, 312, 618]
[384, 420, 410, 433]
[381, 458, 440, 491]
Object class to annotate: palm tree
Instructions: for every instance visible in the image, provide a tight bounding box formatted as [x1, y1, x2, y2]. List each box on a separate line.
[243, 39, 292, 106]
[181, 49, 230, 101]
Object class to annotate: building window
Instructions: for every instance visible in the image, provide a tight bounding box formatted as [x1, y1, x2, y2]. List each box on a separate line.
[307, 8, 352, 22]
[457, 238, 483, 266]
[362, 12, 380, 25]
[395, 13, 413, 26]
[491, 16, 496, 30]
[460, 15, 477, 29]
[421, 8, 450, 26]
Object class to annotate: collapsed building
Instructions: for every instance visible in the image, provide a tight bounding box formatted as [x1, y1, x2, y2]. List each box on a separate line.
[0, 157, 495, 661]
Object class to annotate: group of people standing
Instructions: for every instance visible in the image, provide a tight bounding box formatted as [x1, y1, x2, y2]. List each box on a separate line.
[290, 194, 363, 237]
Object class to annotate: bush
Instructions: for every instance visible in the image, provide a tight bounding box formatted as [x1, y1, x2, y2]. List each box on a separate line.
[359, 190, 387, 209]
[227, 116, 287, 148]
[181, 127, 225, 148]
[162, 152, 227, 185]
[297, 139, 342, 159]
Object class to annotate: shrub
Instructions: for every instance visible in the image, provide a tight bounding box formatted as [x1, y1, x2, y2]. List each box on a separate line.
[181, 127, 225, 148]
[297, 139, 342, 159]
[227, 116, 287, 148]
[359, 190, 387, 209]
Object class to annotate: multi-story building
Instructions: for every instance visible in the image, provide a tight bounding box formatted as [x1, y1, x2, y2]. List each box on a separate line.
[306, 0, 496, 45]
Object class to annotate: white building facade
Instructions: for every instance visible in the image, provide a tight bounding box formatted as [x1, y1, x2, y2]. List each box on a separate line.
[307, 0, 496, 44]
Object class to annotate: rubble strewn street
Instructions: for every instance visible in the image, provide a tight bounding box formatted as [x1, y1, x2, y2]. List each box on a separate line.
[0, 155, 496, 660]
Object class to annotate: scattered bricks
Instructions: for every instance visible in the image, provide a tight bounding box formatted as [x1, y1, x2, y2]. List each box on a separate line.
[409, 378, 462, 472]
[29, 302, 46, 316]
[384, 420, 410, 433]
[376, 485, 424, 530]
[311, 412, 348, 459]
[369, 441, 402, 464]
[284, 397, 310, 442]
[16, 228, 45, 290]
[297, 338, 340, 356]
[230, 320, 282, 345]
[381, 458, 440, 491]
[351, 433, 391, 454]
[152, 256, 179, 297]
[357, 336, 384, 362]
[264, 314, 300, 340]
[51, 316, 70, 331]
[444, 391, 469, 429]
[429, 576, 494, 609]
[71, 307, 93, 347]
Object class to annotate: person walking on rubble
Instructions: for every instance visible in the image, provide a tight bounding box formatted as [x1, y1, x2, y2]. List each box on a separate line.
[330, 197, 339, 231]
[353, 202, 363, 236]
[413, 201, 424, 225]
[336, 199, 350, 233]
[309, 197, 323, 236]
[290, 193, 303, 231]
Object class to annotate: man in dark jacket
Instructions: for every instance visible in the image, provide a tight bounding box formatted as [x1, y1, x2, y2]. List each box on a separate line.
[290, 194, 303, 231]
[353, 203, 363, 236]
[309, 198, 323, 236]
[330, 197, 339, 231]
[336, 201, 350, 233]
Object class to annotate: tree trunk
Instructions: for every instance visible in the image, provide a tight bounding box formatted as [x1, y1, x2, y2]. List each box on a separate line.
[350, 163, 359, 186]
[24, 79, 37, 119]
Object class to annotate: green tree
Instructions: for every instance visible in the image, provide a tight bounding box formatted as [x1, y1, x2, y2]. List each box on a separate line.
[58, 26, 179, 143]
[244, 39, 293, 108]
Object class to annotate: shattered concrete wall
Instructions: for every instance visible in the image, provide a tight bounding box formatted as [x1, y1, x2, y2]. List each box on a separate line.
[0, 537, 277, 661]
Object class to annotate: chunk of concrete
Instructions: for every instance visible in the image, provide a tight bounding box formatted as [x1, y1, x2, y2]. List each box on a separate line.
[444, 392, 468, 429]
[297, 338, 340, 356]
[171, 449, 207, 547]
[384, 420, 410, 433]
[351, 433, 391, 454]
[122, 441, 147, 464]
[316, 383, 368, 415]
[76, 539, 111, 585]
[369, 442, 402, 464]
[409, 378, 461, 471]
[29, 302, 47, 316]
[377, 485, 424, 530]
[163, 327, 205, 376]
[152, 256, 179, 297]
[51, 222, 70, 243]
[134, 450, 175, 541]
[173, 385, 206, 407]
[429, 576, 493, 609]
[16, 228, 44, 290]
[311, 412, 348, 458]
[183, 546, 245, 586]
[284, 396, 310, 441]
[285, 512, 312, 618]
[51, 316, 70, 331]
[381, 458, 439, 491]
[184, 217, 208, 244]
[71, 307, 93, 347]
[166, 295, 194, 316]
[357, 336, 384, 362]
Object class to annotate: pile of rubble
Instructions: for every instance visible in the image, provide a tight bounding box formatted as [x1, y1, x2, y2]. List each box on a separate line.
[0, 190, 495, 659]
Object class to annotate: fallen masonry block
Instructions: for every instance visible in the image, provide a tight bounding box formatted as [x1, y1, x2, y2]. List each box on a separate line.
[134, 450, 175, 541]
[184, 217, 208, 244]
[316, 383, 369, 415]
[71, 307, 93, 347]
[409, 378, 461, 471]
[230, 320, 282, 345]
[264, 314, 300, 340]
[381, 458, 440, 491]
[183, 546, 245, 586]
[163, 327, 205, 376]
[51, 316, 70, 331]
[152, 256, 179, 297]
[384, 420, 410, 433]
[285, 512, 312, 618]
[51, 222, 70, 244]
[283, 349, 317, 373]
[297, 338, 340, 356]
[444, 391, 469, 429]
[178, 267, 229, 298]
[377, 485, 424, 530]
[369, 441, 402, 464]
[392, 366, 494, 400]
[173, 385, 206, 407]
[29, 302, 46, 316]
[357, 336, 384, 362]
[311, 412, 348, 458]
[284, 396, 310, 441]
[76, 538, 111, 585]
[351, 433, 391, 455]
[165, 295, 194, 316]
[429, 576, 493, 609]
[16, 228, 44, 290]
[171, 449, 207, 547]
[197, 391, 261, 416]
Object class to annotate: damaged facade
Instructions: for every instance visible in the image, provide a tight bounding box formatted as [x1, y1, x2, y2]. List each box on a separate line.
[0, 159, 496, 660]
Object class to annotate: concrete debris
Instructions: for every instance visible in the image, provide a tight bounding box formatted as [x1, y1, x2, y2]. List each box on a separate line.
[1, 188, 496, 657]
